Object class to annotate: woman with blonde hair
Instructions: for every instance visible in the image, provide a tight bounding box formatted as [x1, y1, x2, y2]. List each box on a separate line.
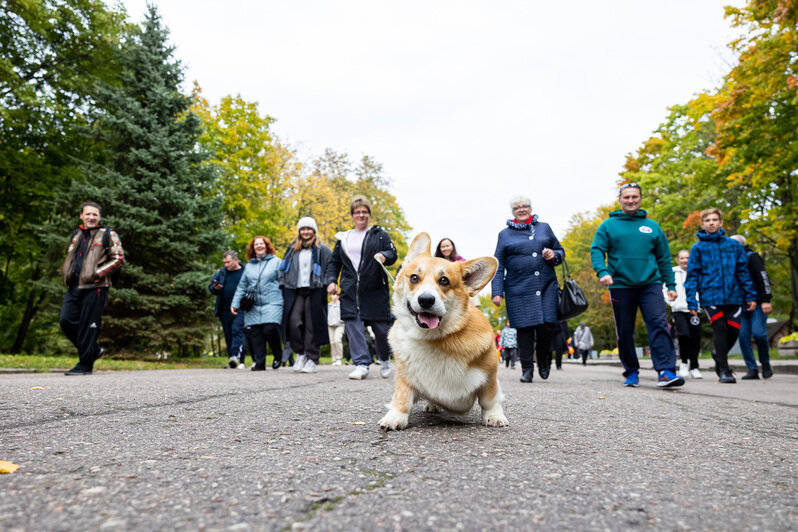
[279, 217, 332, 373]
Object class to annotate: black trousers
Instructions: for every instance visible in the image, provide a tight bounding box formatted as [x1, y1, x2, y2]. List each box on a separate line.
[59, 286, 107, 368]
[287, 289, 320, 361]
[672, 311, 701, 369]
[705, 305, 741, 371]
[245, 323, 282, 368]
[517, 324, 555, 370]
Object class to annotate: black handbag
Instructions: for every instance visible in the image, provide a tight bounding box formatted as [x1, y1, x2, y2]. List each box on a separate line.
[238, 261, 265, 311]
[558, 259, 588, 320]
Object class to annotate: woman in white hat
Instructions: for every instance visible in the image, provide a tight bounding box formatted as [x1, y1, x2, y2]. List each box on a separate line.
[278, 217, 332, 373]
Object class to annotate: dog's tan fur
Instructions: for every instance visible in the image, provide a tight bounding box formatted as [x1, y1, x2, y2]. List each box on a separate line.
[379, 233, 508, 430]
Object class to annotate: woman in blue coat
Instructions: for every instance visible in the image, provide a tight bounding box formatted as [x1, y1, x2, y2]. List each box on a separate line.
[492, 196, 564, 383]
[232, 235, 283, 371]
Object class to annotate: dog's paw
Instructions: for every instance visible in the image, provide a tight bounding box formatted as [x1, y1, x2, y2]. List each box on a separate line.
[379, 409, 409, 431]
[423, 402, 441, 413]
[482, 412, 509, 427]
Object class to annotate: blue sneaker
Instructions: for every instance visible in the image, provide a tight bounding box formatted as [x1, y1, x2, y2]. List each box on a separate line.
[624, 372, 639, 387]
[657, 369, 685, 388]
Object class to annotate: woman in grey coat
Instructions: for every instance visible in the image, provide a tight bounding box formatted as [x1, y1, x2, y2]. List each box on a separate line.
[232, 236, 283, 371]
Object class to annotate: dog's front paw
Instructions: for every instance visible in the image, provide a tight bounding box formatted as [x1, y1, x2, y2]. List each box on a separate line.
[423, 402, 441, 413]
[482, 411, 509, 427]
[379, 409, 409, 431]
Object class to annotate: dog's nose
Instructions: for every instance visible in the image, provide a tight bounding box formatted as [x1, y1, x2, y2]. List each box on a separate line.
[418, 293, 436, 309]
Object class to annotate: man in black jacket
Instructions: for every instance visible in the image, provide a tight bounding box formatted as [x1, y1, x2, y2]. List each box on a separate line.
[731, 235, 774, 379]
[209, 250, 246, 369]
[325, 195, 397, 380]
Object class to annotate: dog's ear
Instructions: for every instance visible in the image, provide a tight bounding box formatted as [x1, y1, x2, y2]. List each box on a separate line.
[404, 232, 431, 263]
[459, 257, 498, 296]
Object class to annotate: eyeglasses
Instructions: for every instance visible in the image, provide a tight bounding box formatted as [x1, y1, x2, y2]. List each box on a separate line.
[512, 204, 530, 210]
[619, 182, 641, 191]
[352, 210, 370, 216]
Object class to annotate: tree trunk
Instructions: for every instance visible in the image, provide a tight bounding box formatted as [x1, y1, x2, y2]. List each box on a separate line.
[10, 265, 45, 353]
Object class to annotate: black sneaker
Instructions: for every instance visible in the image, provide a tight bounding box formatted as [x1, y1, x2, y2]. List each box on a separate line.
[741, 369, 759, 380]
[539, 366, 550, 380]
[520, 368, 534, 383]
[718, 368, 736, 383]
[762, 363, 773, 379]
[65, 364, 92, 376]
[251, 364, 266, 371]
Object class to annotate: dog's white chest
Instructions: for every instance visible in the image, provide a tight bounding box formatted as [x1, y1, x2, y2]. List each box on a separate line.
[395, 340, 487, 414]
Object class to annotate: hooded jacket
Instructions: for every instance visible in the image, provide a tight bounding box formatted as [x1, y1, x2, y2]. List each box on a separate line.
[231, 254, 283, 326]
[209, 261, 245, 317]
[323, 225, 397, 321]
[684, 229, 756, 310]
[590, 210, 675, 290]
[278, 241, 332, 346]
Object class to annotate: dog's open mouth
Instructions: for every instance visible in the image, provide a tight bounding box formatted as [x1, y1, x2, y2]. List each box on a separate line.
[407, 302, 441, 329]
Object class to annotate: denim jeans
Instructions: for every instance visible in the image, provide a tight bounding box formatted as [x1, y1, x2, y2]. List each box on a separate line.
[739, 306, 770, 370]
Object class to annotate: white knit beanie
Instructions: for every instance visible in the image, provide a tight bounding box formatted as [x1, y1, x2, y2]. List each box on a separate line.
[297, 216, 318, 233]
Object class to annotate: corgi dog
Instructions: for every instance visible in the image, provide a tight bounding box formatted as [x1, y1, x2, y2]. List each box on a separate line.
[379, 232, 508, 431]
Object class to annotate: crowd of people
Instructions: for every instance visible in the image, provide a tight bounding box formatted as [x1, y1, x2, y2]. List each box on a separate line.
[58, 186, 776, 386]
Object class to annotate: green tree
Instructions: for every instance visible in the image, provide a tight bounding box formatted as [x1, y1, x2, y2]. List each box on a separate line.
[62, 5, 225, 355]
[0, 0, 127, 352]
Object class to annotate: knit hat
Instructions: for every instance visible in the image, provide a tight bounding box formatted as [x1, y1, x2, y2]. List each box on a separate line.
[297, 217, 318, 233]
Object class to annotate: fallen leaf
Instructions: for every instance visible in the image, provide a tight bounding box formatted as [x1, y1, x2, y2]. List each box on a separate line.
[599, 396, 606, 400]
[351, 422, 365, 425]
[0, 461, 20, 474]
[31, 387, 43, 390]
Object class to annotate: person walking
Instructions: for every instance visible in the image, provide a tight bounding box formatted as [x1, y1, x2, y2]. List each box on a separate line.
[328, 293, 345, 366]
[325, 195, 397, 380]
[499, 321, 518, 369]
[665, 249, 703, 379]
[492, 196, 564, 383]
[573, 321, 594, 365]
[231, 236, 283, 371]
[684, 209, 756, 383]
[210, 250, 247, 369]
[552, 320, 570, 370]
[59, 202, 125, 375]
[590, 182, 684, 388]
[279, 217, 331, 374]
[730, 235, 774, 379]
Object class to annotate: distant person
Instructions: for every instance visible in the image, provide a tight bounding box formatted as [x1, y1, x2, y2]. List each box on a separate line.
[328, 293, 345, 366]
[664, 249, 702, 379]
[492, 196, 564, 383]
[684, 209, 756, 384]
[590, 182, 684, 388]
[209, 250, 246, 369]
[434, 238, 465, 262]
[573, 321, 594, 365]
[730, 234, 774, 379]
[325, 195, 397, 380]
[231, 236, 283, 371]
[279, 217, 331, 374]
[552, 319, 570, 370]
[499, 321, 518, 369]
[60, 202, 125, 375]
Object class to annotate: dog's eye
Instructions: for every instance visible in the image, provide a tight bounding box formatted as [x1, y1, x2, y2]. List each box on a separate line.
[438, 276, 449, 286]
[409, 274, 419, 284]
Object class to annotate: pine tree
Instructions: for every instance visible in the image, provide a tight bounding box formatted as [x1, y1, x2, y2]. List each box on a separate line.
[66, 5, 224, 355]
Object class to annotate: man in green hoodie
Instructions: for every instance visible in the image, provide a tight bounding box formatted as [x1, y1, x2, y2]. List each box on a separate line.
[590, 183, 684, 388]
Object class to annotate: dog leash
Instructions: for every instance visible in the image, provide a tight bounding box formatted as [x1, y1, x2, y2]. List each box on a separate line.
[375, 257, 396, 284]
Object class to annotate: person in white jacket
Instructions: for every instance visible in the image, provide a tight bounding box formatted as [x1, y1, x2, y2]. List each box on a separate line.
[573, 321, 594, 365]
[664, 250, 703, 379]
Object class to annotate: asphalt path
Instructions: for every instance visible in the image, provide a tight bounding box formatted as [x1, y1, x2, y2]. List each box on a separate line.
[1, 363, 796, 531]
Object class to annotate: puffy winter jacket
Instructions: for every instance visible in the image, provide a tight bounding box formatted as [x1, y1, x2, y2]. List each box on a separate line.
[231, 255, 283, 326]
[684, 229, 756, 310]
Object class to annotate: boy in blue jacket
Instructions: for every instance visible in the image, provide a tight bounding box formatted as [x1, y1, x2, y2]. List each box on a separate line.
[684, 208, 757, 383]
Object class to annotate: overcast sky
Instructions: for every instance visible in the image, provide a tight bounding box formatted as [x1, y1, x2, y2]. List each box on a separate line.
[120, 0, 741, 260]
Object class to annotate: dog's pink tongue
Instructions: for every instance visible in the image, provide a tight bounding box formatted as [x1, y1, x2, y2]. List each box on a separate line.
[418, 313, 441, 329]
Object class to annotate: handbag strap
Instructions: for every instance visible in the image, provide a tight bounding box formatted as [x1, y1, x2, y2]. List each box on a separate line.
[560, 258, 572, 281]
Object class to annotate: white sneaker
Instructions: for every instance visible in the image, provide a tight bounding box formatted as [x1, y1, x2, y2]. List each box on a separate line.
[380, 359, 391, 379]
[237, 363, 246, 370]
[689, 368, 703, 379]
[332, 360, 342, 366]
[678, 362, 689, 378]
[293, 354, 307, 372]
[348, 365, 369, 380]
[300, 359, 318, 373]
